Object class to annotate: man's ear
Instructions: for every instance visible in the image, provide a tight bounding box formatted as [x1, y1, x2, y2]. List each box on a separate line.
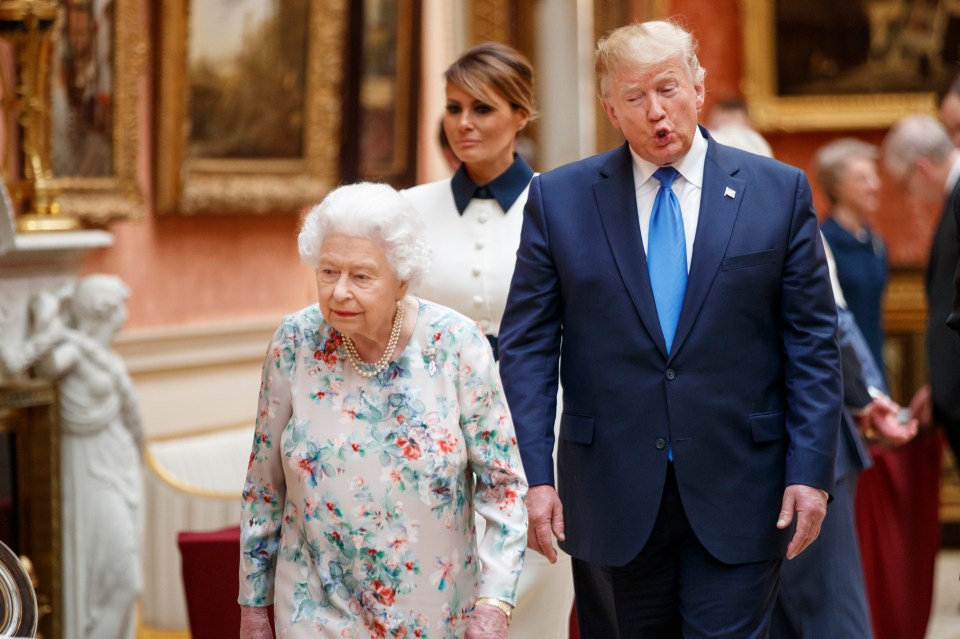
[601, 99, 622, 130]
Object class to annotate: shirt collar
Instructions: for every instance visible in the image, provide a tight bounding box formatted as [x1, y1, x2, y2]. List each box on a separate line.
[630, 127, 708, 191]
[450, 154, 534, 214]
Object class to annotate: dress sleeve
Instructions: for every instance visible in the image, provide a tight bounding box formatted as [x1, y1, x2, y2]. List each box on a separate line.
[238, 318, 296, 606]
[456, 321, 529, 606]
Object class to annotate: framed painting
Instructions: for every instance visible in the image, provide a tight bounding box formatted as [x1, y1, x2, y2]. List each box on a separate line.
[2, 0, 145, 224]
[355, 0, 418, 185]
[155, 0, 345, 215]
[741, 0, 940, 131]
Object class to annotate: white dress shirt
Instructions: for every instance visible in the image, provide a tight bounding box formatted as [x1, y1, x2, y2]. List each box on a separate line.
[631, 128, 709, 271]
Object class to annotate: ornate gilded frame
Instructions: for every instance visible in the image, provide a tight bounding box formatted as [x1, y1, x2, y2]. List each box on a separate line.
[741, 0, 937, 132]
[41, 0, 144, 224]
[155, 0, 345, 215]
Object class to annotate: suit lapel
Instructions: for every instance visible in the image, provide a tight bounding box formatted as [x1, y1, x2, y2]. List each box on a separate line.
[670, 140, 744, 358]
[593, 144, 669, 356]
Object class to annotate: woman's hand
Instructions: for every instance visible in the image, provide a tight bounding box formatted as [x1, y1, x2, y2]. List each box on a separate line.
[858, 396, 918, 446]
[239, 605, 273, 639]
[465, 603, 509, 639]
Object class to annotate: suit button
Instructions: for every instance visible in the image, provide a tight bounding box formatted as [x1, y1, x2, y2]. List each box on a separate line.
[655, 438, 667, 450]
[665, 369, 675, 380]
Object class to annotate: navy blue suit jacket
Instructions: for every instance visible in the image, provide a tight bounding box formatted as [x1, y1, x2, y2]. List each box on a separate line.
[499, 131, 842, 567]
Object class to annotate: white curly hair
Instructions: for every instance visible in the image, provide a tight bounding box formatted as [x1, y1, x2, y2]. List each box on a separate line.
[298, 182, 432, 286]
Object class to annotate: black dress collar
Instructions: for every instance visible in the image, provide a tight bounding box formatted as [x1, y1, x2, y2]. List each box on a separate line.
[450, 155, 534, 215]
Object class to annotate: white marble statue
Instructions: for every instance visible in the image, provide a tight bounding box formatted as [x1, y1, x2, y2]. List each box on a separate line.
[0, 274, 143, 639]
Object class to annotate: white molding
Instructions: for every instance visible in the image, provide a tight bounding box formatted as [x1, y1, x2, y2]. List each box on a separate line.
[114, 314, 279, 373]
[114, 316, 281, 439]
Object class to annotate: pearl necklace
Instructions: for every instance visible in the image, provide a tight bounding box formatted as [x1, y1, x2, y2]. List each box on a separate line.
[342, 301, 404, 379]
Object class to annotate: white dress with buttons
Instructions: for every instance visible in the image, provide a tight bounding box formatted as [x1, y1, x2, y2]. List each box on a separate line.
[403, 177, 575, 639]
[402, 179, 523, 338]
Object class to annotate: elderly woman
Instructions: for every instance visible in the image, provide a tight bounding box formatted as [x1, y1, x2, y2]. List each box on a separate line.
[402, 42, 574, 639]
[239, 182, 528, 639]
[815, 136, 931, 639]
[815, 138, 887, 375]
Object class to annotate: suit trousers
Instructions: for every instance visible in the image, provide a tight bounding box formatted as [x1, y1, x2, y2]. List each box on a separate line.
[571, 465, 782, 639]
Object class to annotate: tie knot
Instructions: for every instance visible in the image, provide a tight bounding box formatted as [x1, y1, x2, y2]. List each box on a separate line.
[653, 166, 679, 189]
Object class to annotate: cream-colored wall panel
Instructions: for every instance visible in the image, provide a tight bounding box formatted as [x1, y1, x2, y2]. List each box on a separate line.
[114, 316, 279, 438]
[131, 367, 261, 438]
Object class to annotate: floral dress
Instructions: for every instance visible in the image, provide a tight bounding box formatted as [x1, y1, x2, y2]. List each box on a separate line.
[239, 300, 528, 638]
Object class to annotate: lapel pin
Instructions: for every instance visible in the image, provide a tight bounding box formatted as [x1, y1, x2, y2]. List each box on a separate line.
[724, 187, 736, 199]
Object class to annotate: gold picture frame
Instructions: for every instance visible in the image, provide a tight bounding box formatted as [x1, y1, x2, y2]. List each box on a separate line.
[741, 0, 938, 132]
[17, 0, 145, 225]
[354, 0, 418, 185]
[155, 0, 345, 215]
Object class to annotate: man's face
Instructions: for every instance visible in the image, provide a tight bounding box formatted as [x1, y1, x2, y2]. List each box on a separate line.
[889, 157, 942, 205]
[940, 92, 960, 148]
[600, 56, 705, 166]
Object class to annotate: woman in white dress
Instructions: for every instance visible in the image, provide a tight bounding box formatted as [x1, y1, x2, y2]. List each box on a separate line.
[239, 182, 528, 639]
[402, 42, 574, 639]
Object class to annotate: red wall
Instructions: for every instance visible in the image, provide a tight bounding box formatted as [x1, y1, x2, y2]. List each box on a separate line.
[671, 0, 939, 267]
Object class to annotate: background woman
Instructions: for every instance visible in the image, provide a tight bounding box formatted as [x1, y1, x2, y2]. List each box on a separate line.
[402, 42, 575, 638]
[239, 182, 527, 639]
[816, 138, 888, 374]
[815, 138, 940, 639]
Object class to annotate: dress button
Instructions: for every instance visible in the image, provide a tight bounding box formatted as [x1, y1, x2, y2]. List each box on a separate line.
[475, 241, 485, 250]
[655, 438, 667, 450]
[472, 266, 482, 276]
[481, 319, 491, 330]
[665, 369, 675, 380]
[478, 213, 489, 223]
[473, 295, 484, 307]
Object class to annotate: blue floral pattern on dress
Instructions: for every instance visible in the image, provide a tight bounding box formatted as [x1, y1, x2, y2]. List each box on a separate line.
[240, 300, 527, 638]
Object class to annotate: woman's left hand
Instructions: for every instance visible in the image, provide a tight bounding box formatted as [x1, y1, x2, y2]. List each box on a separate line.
[465, 603, 509, 639]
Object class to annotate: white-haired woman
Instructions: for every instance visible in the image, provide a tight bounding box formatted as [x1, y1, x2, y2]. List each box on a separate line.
[239, 182, 528, 639]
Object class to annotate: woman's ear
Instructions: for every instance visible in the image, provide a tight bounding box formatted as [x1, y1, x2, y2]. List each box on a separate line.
[515, 108, 530, 133]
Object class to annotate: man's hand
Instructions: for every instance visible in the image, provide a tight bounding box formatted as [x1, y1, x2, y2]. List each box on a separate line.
[465, 602, 509, 639]
[239, 605, 273, 639]
[857, 396, 918, 446]
[525, 484, 565, 563]
[776, 484, 827, 560]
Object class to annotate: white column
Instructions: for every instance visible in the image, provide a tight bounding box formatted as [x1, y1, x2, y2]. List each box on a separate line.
[416, 0, 468, 184]
[534, 0, 597, 170]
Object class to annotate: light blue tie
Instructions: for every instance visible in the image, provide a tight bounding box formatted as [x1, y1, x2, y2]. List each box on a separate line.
[648, 166, 687, 354]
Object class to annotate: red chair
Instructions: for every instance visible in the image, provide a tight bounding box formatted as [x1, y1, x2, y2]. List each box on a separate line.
[178, 526, 273, 639]
[179, 525, 574, 637]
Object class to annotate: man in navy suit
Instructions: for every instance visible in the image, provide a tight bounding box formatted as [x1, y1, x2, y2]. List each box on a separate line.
[498, 20, 842, 637]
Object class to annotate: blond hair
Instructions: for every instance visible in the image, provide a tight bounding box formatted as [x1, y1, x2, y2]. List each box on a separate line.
[595, 20, 706, 99]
